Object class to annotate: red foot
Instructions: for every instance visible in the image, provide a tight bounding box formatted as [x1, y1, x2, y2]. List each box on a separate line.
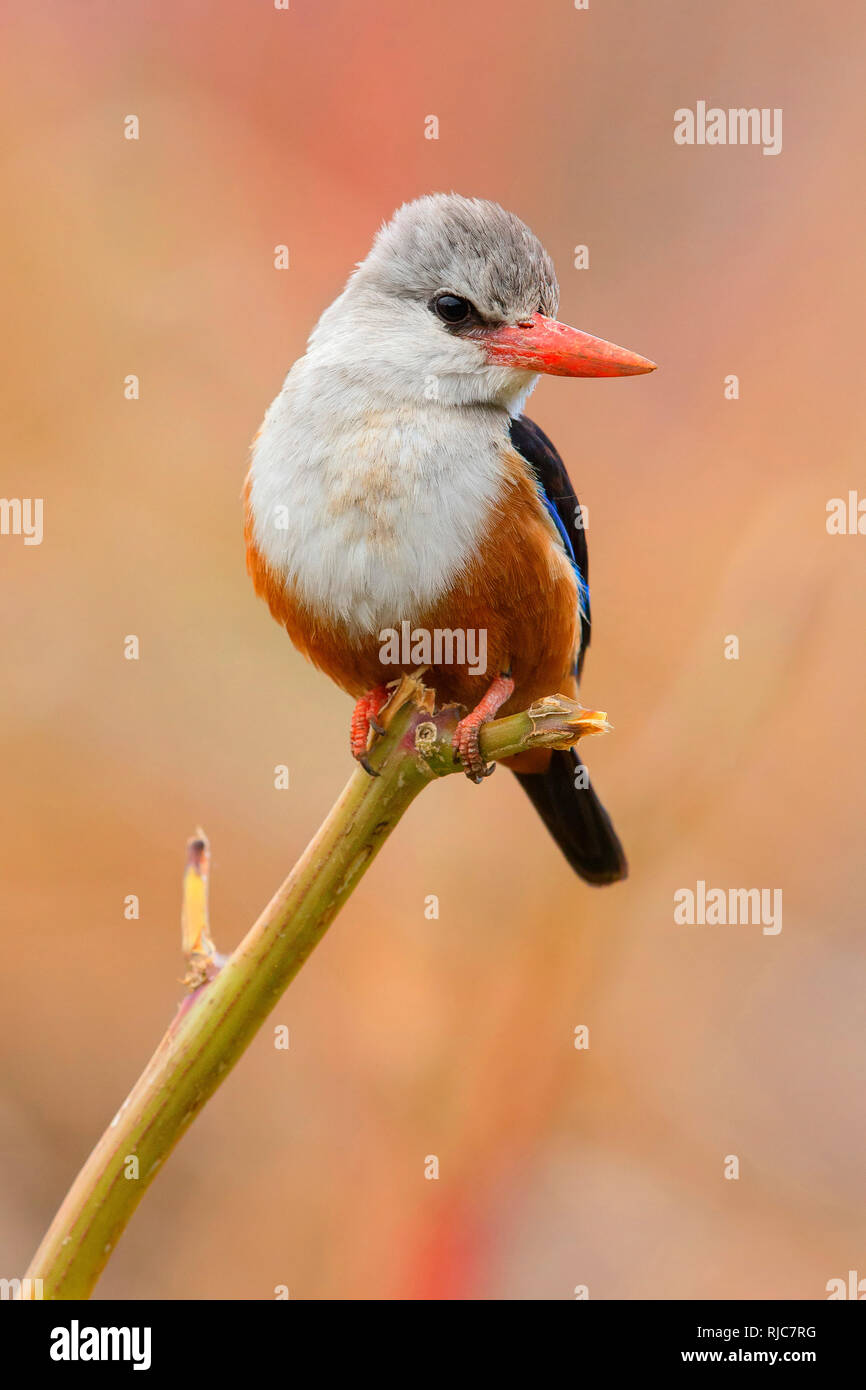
[453, 672, 515, 783]
[350, 684, 391, 775]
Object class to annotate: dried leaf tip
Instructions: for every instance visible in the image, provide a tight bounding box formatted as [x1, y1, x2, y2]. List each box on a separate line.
[181, 829, 221, 988]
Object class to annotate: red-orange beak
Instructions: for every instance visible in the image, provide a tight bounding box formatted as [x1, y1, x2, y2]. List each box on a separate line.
[482, 312, 657, 378]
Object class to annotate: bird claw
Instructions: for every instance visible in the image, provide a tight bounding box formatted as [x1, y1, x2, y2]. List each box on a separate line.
[469, 761, 496, 784]
[452, 717, 496, 783]
[451, 670, 514, 782]
[350, 684, 390, 774]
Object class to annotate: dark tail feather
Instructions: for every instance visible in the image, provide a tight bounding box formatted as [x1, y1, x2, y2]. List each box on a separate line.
[513, 749, 628, 885]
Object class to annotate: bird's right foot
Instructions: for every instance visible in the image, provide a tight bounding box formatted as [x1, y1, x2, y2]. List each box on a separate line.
[452, 670, 515, 782]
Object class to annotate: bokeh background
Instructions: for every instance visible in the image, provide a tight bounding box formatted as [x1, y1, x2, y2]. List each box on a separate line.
[1, 0, 864, 1300]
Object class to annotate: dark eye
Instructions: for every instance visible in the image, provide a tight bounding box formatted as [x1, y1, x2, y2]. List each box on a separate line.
[431, 293, 474, 325]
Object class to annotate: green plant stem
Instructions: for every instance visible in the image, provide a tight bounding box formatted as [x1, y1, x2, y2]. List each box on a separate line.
[24, 686, 608, 1298]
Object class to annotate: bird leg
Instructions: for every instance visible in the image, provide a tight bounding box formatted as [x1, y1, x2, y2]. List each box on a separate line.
[350, 683, 391, 776]
[453, 671, 515, 783]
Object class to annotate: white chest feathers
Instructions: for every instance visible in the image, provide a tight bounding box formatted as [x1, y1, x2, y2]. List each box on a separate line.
[247, 367, 510, 634]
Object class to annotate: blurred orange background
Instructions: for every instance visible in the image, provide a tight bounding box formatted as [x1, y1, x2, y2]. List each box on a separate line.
[1, 0, 864, 1300]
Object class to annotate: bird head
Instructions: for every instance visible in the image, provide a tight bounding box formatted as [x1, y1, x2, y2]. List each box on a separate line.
[305, 193, 656, 412]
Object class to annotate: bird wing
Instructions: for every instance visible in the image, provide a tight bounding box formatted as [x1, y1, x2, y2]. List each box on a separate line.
[508, 414, 591, 678]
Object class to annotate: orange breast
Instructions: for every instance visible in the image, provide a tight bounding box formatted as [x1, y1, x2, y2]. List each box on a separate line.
[243, 452, 581, 711]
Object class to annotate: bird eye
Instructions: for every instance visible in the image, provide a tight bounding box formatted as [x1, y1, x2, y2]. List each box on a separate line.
[431, 293, 474, 325]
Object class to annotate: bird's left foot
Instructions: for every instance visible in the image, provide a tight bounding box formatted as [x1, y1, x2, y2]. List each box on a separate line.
[350, 683, 391, 776]
[452, 671, 515, 783]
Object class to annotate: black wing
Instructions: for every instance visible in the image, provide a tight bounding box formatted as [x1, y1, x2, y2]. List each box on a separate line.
[508, 415, 626, 883]
[509, 414, 591, 678]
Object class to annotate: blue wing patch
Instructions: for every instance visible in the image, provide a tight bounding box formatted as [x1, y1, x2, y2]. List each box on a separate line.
[509, 415, 592, 680]
[540, 492, 590, 622]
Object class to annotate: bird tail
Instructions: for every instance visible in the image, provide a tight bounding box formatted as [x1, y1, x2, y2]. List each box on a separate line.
[512, 748, 628, 885]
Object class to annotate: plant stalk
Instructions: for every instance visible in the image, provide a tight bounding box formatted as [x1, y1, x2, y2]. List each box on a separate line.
[24, 682, 608, 1298]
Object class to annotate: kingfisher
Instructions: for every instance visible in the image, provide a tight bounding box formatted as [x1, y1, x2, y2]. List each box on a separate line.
[244, 195, 656, 883]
